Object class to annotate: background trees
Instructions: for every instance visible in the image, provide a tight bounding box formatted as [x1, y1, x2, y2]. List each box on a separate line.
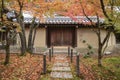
[63, 0, 120, 66]
[0, 0, 21, 65]
[0, 0, 66, 64]
[6, 0, 65, 54]
[1, 0, 120, 66]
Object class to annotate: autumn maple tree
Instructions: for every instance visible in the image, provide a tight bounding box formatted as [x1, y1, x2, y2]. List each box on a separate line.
[1, 0, 119, 66]
[0, 0, 66, 64]
[63, 0, 120, 66]
[0, 0, 21, 65]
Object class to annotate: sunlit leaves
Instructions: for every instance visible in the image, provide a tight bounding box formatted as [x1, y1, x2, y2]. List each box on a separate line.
[0, 13, 21, 33]
[62, 0, 104, 20]
[6, 0, 66, 19]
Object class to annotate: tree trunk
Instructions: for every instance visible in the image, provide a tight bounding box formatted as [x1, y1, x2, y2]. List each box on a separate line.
[19, 32, 26, 56]
[28, 18, 36, 53]
[4, 42, 10, 65]
[4, 32, 10, 65]
[18, 18, 27, 56]
[98, 45, 102, 67]
[28, 22, 35, 53]
[1, 0, 4, 22]
[14, 1, 26, 55]
[31, 24, 39, 53]
[28, 27, 34, 53]
[20, 19, 27, 49]
[97, 28, 103, 67]
[21, 22, 27, 49]
[97, 28, 102, 67]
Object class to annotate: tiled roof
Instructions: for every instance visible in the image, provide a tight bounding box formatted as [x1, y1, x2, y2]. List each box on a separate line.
[23, 18, 40, 23]
[7, 11, 104, 24]
[7, 11, 16, 19]
[44, 16, 104, 24]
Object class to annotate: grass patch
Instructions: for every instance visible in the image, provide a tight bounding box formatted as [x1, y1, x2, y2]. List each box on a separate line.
[81, 56, 120, 80]
[103, 57, 120, 80]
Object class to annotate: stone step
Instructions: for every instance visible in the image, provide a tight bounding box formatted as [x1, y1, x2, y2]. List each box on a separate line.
[53, 46, 69, 49]
[50, 72, 73, 79]
[50, 54, 73, 79]
[46, 49, 77, 54]
[52, 67, 71, 72]
[55, 60, 69, 63]
[55, 57, 67, 60]
[47, 46, 77, 54]
[54, 57, 68, 63]
[53, 62, 69, 67]
[53, 50, 77, 54]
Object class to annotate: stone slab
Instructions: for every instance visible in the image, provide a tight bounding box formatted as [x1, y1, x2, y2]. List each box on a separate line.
[55, 57, 67, 60]
[52, 67, 71, 71]
[55, 57, 65, 60]
[51, 72, 73, 79]
[55, 61, 69, 63]
[53, 62, 69, 67]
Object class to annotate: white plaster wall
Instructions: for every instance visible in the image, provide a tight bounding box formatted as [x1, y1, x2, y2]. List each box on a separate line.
[77, 28, 116, 49]
[25, 28, 46, 48]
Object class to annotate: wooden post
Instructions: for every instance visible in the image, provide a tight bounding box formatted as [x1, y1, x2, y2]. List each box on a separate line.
[51, 46, 53, 57]
[71, 49, 73, 63]
[43, 53, 46, 74]
[68, 46, 70, 56]
[76, 53, 80, 76]
[49, 48, 51, 61]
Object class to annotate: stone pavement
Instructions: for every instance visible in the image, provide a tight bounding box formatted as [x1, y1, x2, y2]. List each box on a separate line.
[50, 54, 73, 79]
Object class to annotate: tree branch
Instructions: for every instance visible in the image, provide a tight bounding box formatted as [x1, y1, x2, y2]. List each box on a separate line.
[102, 30, 111, 46]
[80, 2, 99, 34]
[17, 0, 23, 18]
[100, 0, 112, 21]
[102, 34, 110, 54]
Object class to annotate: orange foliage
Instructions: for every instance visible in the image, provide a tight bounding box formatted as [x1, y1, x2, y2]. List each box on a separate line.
[7, 0, 105, 21]
[8, 0, 66, 18]
[62, 0, 104, 18]
[0, 53, 44, 80]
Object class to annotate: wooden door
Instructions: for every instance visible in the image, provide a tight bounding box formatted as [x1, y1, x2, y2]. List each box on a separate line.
[62, 28, 72, 46]
[50, 27, 74, 46]
[51, 29, 61, 46]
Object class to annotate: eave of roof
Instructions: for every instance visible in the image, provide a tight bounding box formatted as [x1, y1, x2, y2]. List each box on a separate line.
[7, 11, 104, 25]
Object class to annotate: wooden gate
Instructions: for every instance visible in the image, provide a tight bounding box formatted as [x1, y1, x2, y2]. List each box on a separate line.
[47, 27, 75, 47]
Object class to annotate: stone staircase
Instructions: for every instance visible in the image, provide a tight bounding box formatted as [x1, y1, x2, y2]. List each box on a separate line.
[50, 54, 73, 79]
[52, 46, 77, 54]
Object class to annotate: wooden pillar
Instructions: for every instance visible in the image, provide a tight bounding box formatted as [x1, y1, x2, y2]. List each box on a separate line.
[68, 46, 70, 56]
[76, 53, 80, 76]
[49, 48, 51, 61]
[43, 53, 46, 74]
[71, 49, 73, 63]
[51, 46, 53, 57]
[74, 26, 78, 47]
[46, 26, 51, 48]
